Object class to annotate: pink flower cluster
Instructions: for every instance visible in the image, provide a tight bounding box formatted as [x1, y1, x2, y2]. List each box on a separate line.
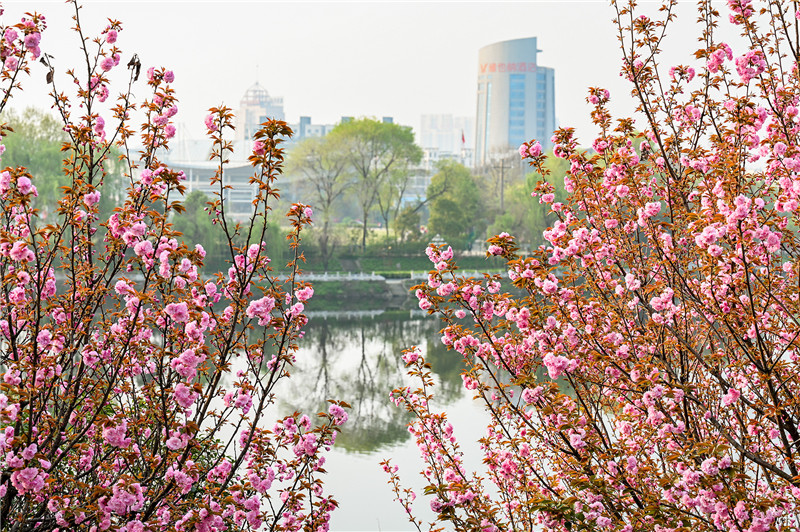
[519, 141, 542, 159]
[245, 296, 276, 325]
[707, 43, 733, 73]
[735, 50, 766, 84]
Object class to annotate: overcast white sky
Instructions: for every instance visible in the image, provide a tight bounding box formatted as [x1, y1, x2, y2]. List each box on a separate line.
[4, 1, 725, 146]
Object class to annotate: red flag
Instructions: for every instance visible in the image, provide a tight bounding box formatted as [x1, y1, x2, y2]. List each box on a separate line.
[461, 130, 465, 145]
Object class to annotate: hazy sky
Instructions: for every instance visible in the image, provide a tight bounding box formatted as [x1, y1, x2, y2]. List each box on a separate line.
[5, 1, 717, 146]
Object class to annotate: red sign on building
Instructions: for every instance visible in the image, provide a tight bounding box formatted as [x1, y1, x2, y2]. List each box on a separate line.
[480, 62, 537, 74]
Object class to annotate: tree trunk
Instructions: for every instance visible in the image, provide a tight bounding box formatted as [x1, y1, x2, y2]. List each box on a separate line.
[320, 221, 330, 271]
[361, 218, 368, 252]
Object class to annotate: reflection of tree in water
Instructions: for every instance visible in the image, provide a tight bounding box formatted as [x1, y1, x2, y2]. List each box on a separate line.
[426, 336, 466, 404]
[276, 311, 466, 454]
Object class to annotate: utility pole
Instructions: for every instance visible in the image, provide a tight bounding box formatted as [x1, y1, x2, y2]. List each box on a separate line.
[497, 158, 511, 211]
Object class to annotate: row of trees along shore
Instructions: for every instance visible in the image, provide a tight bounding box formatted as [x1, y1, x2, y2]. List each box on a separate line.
[2, 0, 800, 531]
[284, 120, 565, 270]
[10, 105, 566, 273]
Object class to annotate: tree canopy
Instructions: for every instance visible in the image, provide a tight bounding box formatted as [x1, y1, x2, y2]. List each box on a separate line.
[426, 160, 483, 249]
[488, 149, 569, 248]
[286, 135, 352, 269]
[327, 118, 422, 250]
[1, 107, 66, 214]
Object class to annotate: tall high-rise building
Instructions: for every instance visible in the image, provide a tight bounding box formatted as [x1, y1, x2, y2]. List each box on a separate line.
[475, 37, 555, 167]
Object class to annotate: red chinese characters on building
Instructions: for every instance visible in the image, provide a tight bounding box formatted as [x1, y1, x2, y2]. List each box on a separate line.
[479, 62, 537, 74]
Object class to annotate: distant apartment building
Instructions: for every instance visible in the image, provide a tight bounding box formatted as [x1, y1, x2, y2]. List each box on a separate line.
[418, 114, 474, 168]
[295, 116, 336, 140]
[475, 37, 556, 167]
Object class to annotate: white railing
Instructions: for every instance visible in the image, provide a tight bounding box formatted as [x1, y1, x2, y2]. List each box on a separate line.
[409, 270, 507, 280]
[57, 270, 506, 284]
[297, 271, 386, 281]
[307, 309, 438, 320]
[305, 309, 386, 320]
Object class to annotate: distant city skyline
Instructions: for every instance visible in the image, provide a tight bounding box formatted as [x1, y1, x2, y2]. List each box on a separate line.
[4, 1, 723, 148]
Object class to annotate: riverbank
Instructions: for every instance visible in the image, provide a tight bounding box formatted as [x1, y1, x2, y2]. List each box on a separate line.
[309, 278, 416, 311]
[305, 267, 512, 311]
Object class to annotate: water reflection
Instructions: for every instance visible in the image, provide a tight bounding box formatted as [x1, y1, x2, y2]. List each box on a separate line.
[264, 308, 574, 530]
[277, 310, 465, 454]
[265, 309, 494, 530]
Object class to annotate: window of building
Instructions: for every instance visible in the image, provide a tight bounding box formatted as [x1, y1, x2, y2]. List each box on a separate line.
[508, 74, 526, 148]
[482, 82, 492, 162]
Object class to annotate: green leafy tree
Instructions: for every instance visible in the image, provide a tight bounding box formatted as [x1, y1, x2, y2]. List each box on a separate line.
[427, 160, 483, 249]
[328, 118, 422, 250]
[286, 135, 351, 269]
[375, 165, 419, 239]
[2, 106, 127, 224]
[171, 189, 226, 269]
[1, 107, 65, 218]
[394, 206, 421, 242]
[173, 189, 285, 272]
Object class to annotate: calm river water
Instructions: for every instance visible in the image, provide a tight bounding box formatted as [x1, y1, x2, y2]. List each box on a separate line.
[275, 309, 487, 532]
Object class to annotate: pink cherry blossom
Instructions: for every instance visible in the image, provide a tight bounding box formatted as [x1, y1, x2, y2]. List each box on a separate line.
[245, 296, 275, 325]
[164, 302, 190, 323]
[102, 421, 131, 448]
[296, 286, 314, 302]
[174, 382, 197, 409]
[100, 56, 114, 72]
[10, 467, 46, 495]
